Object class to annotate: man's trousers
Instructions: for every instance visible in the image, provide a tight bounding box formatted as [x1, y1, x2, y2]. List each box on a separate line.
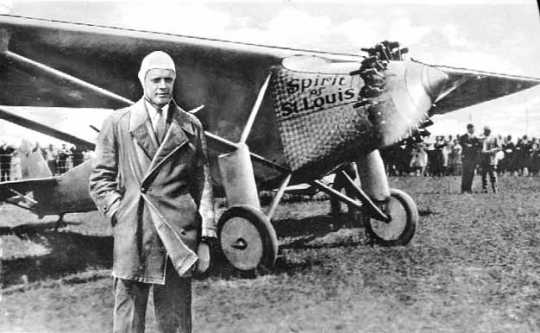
[480, 164, 497, 192]
[113, 261, 192, 333]
[461, 159, 476, 193]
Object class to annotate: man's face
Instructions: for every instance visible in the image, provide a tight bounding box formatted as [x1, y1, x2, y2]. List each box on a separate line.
[484, 129, 491, 136]
[143, 69, 176, 107]
[467, 126, 474, 135]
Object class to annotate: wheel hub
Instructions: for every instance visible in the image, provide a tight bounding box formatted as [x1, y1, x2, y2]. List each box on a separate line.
[220, 216, 264, 270]
[231, 238, 248, 250]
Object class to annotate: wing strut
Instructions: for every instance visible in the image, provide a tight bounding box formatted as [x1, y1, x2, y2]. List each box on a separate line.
[0, 105, 95, 148]
[239, 73, 271, 144]
[1, 50, 133, 106]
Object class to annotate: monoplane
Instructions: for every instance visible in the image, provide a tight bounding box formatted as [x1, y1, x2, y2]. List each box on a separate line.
[0, 15, 538, 271]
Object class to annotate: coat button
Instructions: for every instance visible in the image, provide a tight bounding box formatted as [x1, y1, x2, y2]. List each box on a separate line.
[141, 186, 147, 193]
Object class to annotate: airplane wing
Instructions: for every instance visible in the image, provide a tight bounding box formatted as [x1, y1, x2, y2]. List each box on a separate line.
[0, 15, 539, 185]
[427, 62, 540, 115]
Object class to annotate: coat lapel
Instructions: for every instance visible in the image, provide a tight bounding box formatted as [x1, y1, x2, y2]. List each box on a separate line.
[143, 102, 196, 181]
[129, 99, 158, 160]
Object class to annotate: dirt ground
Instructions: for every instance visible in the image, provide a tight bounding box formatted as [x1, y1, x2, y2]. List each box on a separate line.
[1, 176, 540, 333]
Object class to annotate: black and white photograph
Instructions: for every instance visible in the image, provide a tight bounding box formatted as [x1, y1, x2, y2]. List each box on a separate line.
[1, 0, 539, 332]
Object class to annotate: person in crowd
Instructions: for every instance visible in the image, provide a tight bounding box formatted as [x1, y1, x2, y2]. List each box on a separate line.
[479, 126, 501, 193]
[71, 145, 84, 167]
[529, 138, 540, 176]
[424, 136, 436, 176]
[516, 135, 530, 176]
[459, 124, 481, 193]
[494, 135, 505, 172]
[441, 136, 452, 176]
[56, 143, 71, 174]
[10, 149, 22, 180]
[430, 136, 444, 176]
[0, 142, 15, 181]
[44, 144, 58, 175]
[449, 138, 462, 176]
[409, 142, 428, 176]
[500, 135, 515, 175]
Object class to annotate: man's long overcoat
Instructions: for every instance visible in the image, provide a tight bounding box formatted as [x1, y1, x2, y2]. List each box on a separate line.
[89, 98, 215, 284]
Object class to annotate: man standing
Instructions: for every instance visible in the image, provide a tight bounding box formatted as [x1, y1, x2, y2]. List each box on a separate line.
[57, 143, 71, 174]
[459, 123, 480, 193]
[501, 135, 515, 175]
[71, 145, 84, 167]
[0, 142, 14, 181]
[89, 51, 215, 333]
[44, 144, 58, 175]
[479, 126, 501, 193]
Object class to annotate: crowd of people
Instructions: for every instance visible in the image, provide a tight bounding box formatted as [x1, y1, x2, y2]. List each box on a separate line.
[382, 124, 540, 193]
[382, 129, 540, 178]
[0, 142, 93, 181]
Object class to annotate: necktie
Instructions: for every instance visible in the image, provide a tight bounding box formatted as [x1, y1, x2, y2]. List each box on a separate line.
[155, 108, 167, 144]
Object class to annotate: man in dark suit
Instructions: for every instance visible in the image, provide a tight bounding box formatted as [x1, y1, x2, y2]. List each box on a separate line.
[89, 51, 215, 333]
[0, 142, 14, 181]
[459, 123, 480, 193]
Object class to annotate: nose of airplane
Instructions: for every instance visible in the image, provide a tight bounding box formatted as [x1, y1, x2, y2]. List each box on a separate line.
[422, 65, 449, 102]
[370, 61, 449, 146]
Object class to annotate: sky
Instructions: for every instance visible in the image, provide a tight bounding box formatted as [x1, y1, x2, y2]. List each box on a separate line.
[0, 0, 539, 144]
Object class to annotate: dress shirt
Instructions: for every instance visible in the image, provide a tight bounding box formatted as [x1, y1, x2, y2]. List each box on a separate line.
[145, 99, 169, 133]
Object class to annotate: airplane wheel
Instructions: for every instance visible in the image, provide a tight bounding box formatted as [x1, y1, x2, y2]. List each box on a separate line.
[364, 188, 418, 246]
[218, 205, 278, 272]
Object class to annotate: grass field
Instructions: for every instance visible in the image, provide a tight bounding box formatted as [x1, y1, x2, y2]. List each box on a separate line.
[1, 176, 540, 333]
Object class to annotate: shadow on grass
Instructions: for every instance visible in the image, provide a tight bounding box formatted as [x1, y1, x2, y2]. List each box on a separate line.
[274, 215, 337, 237]
[419, 209, 438, 216]
[206, 252, 319, 281]
[274, 214, 363, 238]
[0, 220, 81, 237]
[205, 214, 365, 280]
[3, 213, 363, 286]
[1, 224, 112, 288]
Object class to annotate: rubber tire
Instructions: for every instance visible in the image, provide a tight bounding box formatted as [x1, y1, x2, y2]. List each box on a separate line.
[217, 205, 278, 272]
[364, 188, 418, 246]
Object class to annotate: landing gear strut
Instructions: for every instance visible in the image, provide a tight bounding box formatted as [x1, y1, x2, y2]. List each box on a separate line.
[216, 74, 282, 272]
[318, 150, 418, 246]
[356, 150, 418, 245]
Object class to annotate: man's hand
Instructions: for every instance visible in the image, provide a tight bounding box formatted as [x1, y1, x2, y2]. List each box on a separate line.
[196, 242, 211, 274]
